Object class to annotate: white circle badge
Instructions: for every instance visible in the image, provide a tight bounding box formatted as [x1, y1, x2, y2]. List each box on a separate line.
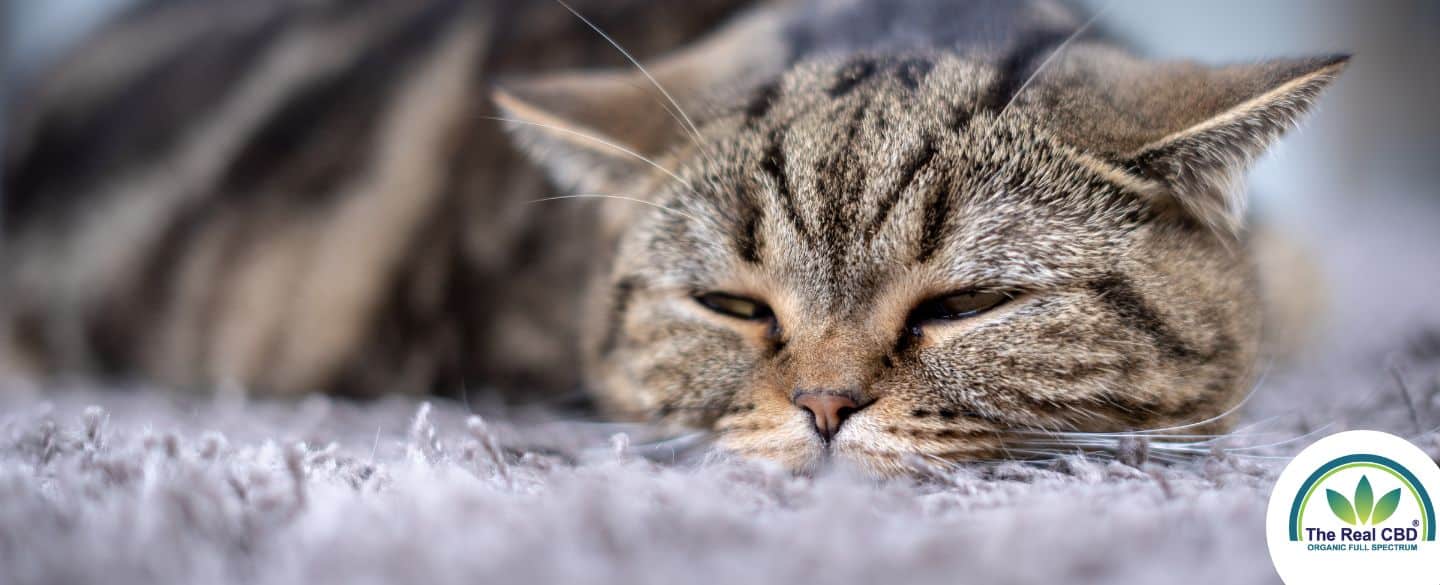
[1266, 430, 1440, 584]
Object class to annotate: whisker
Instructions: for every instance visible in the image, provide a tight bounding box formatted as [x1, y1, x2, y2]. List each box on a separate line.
[1004, 447, 1095, 461]
[533, 420, 654, 433]
[553, 0, 712, 160]
[619, 75, 710, 159]
[627, 431, 715, 463]
[1008, 417, 1333, 462]
[530, 194, 706, 226]
[1000, 424, 1289, 443]
[1138, 444, 1295, 461]
[999, 1, 1114, 116]
[1141, 359, 1275, 434]
[1213, 422, 1336, 453]
[1223, 414, 1294, 437]
[481, 115, 694, 190]
[1073, 358, 1278, 437]
[995, 437, 1019, 461]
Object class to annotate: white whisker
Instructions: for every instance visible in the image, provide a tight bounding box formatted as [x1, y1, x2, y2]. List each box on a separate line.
[1136, 358, 1275, 434]
[553, 0, 712, 159]
[1069, 357, 1277, 438]
[999, 1, 1114, 116]
[1223, 414, 1293, 437]
[530, 194, 706, 225]
[1215, 422, 1336, 453]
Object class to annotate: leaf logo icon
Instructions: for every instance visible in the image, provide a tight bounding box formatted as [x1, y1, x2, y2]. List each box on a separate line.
[1326, 475, 1404, 526]
[1327, 488, 1357, 525]
[1371, 488, 1402, 525]
[1355, 476, 1374, 523]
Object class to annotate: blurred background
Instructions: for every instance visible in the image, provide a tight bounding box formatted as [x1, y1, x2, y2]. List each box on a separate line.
[3, 0, 1438, 393]
[5, 0, 137, 168]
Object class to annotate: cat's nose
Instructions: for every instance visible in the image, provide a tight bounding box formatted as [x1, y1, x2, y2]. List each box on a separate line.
[793, 391, 868, 442]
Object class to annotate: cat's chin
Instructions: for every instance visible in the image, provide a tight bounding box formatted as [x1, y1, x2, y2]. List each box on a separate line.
[713, 431, 826, 473]
[713, 433, 929, 478]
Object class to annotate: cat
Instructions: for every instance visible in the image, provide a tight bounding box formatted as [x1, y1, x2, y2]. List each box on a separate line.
[1, 0, 1346, 475]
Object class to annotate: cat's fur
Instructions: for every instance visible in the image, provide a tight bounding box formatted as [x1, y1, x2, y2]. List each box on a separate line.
[2, 0, 1346, 475]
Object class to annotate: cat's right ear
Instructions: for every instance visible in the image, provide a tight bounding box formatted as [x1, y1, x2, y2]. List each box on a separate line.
[492, 6, 788, 192]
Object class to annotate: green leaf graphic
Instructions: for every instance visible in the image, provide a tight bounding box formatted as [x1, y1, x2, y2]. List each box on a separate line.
[1328, 489, 1357, 525]
[1371, 488, 1402, 525]
[1355, 475, 1375, 524]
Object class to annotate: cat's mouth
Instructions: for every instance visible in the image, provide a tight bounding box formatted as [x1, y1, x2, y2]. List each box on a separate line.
[709, 405, 1003, 476]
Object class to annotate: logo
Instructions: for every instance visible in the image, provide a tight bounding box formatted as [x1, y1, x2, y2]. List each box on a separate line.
[1267, 430, 1440, 584]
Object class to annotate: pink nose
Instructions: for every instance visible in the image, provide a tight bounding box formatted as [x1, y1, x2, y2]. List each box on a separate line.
[793, 392, 863, 441]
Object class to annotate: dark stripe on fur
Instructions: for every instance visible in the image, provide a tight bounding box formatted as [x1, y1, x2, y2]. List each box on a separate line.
[816, 98, 870, 238]
[598, 276, 640, 357]
[950, 104, 974, 133]
[827, 57, 877, 97]
[3, 11, 289, 231]
[978, 30, 1070, 112]
[894, 56, 933, 90]
[743, 80, 781, 125]
[219, 0, 462, 202]
[1088, 274, 1199, 360]
[734, 191, 764, 263]
[826, 97, 871, 275]
[867, 135, 936, 241]
[761, 128, 808, 241]
[913, 174, 953, 262]
[1003, 390, 1156, 429]
[132, 0, 463, 343]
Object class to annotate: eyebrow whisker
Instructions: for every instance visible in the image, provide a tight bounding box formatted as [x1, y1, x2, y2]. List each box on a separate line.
[553, 0, 714, 163]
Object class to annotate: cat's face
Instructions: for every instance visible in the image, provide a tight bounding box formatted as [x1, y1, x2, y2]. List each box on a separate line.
[497, 19, 1345, 474]
[579, 55, 1263, 474]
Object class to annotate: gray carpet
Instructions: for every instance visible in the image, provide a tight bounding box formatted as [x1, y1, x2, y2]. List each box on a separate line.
[3, 338, 1438, 585]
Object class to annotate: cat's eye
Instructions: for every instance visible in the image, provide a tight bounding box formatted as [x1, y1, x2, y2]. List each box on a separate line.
[907, 290, 1011, 326]
[695, 292, 773, 321]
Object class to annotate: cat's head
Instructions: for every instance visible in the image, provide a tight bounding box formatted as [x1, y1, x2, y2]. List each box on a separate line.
[495, 8, 1347, 475]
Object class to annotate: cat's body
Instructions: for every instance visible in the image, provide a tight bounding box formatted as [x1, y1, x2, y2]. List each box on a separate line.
[2, 0, 757, 399]
[2, 0, 1345, 474]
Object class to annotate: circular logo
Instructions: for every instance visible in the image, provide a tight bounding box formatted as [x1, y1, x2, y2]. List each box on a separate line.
[1266, 430, 1440, 584]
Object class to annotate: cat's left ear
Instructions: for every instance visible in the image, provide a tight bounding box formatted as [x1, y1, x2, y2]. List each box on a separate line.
[1117, 55, 1350, 234]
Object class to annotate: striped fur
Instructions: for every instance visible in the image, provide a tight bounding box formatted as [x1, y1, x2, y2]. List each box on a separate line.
[2, 0, 759, 397]
[3, 0, 1346, 475]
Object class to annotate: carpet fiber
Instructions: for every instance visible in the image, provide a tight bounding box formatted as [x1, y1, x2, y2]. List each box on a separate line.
[2, 340, 1438, 585]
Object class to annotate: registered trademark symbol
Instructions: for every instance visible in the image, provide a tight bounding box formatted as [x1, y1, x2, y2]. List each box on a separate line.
[1414, 519, 1421, 527]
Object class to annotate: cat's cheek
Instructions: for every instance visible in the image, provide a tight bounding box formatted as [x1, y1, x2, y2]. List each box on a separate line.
[589, 351, 658, 422]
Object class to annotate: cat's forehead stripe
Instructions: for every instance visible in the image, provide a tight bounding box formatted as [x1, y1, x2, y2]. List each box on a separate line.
[760, 127, 810, 244]
[681, 53, 1166, 307]
[863, 134, 937, 244]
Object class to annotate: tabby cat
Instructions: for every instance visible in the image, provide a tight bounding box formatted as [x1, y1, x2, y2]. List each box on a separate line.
[1, 0, 1346, 475]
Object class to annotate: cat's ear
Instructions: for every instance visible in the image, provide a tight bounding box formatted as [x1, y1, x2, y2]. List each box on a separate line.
[492, 71, 683, 191]
[492, 7, 786, 192]
[1116, 56, 1349, 234]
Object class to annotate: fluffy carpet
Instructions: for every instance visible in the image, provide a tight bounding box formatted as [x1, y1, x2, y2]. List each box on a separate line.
[3, 335, 1438, 585]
